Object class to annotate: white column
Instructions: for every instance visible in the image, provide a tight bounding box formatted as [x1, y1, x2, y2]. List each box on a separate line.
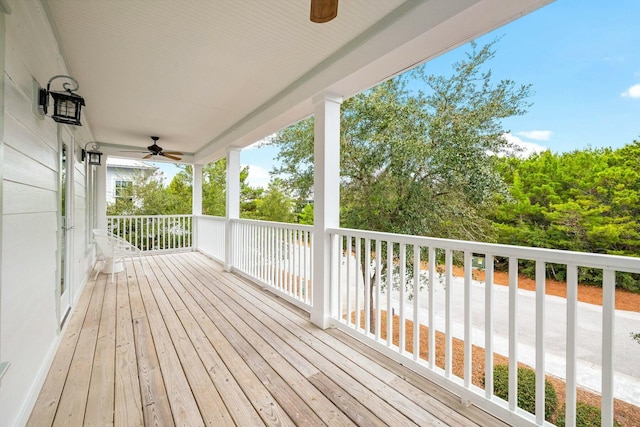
[311, 93, 342, 329]
[192, 163, 203, 250]
[225, 149, 241, 272]
[193, 163, 203, 215]
[96, 159, 107, 230]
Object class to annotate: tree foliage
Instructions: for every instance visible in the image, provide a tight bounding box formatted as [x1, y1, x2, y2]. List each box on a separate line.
[270, 40, 531, 241]
[491, 142, 640, 291]
[253, 179, 296, 223]
[107, 158, 295, 223]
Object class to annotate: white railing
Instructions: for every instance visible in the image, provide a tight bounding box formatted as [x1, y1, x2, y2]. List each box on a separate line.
[107, 215, 193, 252]
[328, 227, 640, 427]
[195, 215, 226, 262]
[232, 219, 313, 310]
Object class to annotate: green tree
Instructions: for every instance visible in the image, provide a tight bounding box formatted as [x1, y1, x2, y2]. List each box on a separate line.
[166, 165, 193, 214]
[201, 158, 264, 217]
[270, 40, 532, 330]
[107, 169, 169, 215]
[254, 179, 296, 223]
[298, 203, 314, 225]
[202, 159, 227, 216]
[491, 141, 640, 291]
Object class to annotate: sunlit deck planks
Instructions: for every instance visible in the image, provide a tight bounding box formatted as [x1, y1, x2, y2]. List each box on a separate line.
[27, 251, 506, 426]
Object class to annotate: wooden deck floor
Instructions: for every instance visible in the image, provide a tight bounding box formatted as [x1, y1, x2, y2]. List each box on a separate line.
[27, 251, 505, 426]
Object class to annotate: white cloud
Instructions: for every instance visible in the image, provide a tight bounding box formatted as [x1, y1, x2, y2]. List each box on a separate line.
[501, 133, 548, 158]
[242, 164, 271, 189]
[517, 130, 552, 141]
[621, 84, 640, 98]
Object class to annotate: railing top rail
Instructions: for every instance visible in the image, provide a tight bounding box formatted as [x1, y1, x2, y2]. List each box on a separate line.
[329, 227, 640, 273]
[197, 215, 226, 221]
[232, 218, 313, 232]
[107, 214, 193, 219]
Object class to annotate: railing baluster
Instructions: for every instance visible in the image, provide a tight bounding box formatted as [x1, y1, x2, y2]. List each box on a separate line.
[508, 256, 518, 412]
[375, 239, 382, 342]
[399, 243, 406, 354]
[484, 254, 494, 399]
[298, 229, 302, 298]
[308, 230, 313, 304]
[355, 237, 362, 331]
[428, 246, 435, 369]
[364, 238, 371, 336]
[386, 241, 393, 347]
[276, 227, 281, 291]
[252, 224, 257, 278]
[346, 235, 352, 326]
[565, 263, 578, 427]
[304, 231, 309, 303]
[337, 234, 344, 321]
[267, 226, 273, 286]
[162, 216, 166, 249]
[445, 249, 452, 378]
[602, 269, 615, 427]
[464, 250, 472, 388]
[535, 260, 546, 424]
[288, 228, 293, 294]
[413, 244, 420, 361]
[259, 224, 263, 277]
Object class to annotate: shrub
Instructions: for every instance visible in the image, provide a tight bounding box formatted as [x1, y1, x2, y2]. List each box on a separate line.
[487, 364, 558, 422]
[555, 402, 621, 427]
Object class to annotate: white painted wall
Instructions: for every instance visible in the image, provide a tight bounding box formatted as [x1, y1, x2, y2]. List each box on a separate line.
[0, 1, 96, 425]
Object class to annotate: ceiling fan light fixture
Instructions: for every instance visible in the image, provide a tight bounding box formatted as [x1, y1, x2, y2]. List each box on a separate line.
[119, 136, 183, 161]
[310, 0, 338, 23]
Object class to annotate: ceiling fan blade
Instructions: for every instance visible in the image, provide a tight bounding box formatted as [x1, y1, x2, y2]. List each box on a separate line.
[161, 153, 182, 161]
[310, 0, 338, 23]
[120, 150, 151, 153]
[162, 151, 184, 155]
[142, 154, 153, 159]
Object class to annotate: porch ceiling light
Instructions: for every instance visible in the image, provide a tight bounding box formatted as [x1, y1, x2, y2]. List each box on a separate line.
[82, 142, 103, 166]
[38, 75, 85, 126]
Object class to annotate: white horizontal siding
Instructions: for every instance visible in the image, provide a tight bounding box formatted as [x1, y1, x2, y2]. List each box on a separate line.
[0, 1, 95, 425]
[4, 107, 57, 170]
[4, 145, 57, 191]
[3, 181, 57, 215]
[1, 213, 59, 424]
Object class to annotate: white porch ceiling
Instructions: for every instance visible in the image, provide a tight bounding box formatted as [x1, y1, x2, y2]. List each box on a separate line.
[43, 0, 552, 164]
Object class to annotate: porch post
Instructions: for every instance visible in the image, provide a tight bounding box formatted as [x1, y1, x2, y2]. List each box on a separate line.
[225, 148, 241, 272]
[0, 4, 7, 381]
[96, 159, 107, 230]
[311, 93, 342, 329]
[192, 163, 203, 250]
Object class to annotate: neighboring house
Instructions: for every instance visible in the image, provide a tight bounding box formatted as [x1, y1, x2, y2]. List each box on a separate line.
[105, 157, 157, 204]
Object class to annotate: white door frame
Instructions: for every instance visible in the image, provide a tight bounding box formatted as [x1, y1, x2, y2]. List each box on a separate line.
[57, 127, 75, 326]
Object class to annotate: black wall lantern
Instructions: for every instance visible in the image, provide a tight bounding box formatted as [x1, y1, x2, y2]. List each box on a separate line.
[38, 75, 85, 126]
[81, 142, 103, 166]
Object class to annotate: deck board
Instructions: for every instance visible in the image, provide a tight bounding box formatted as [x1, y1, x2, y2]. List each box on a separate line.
[84, 270, 117, 426]
[52, 273, 107, 427]
[28, 251, 507, 426]
[113, 270, 144, 426]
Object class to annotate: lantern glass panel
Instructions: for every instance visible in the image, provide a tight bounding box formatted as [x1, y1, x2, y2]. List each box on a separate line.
[50, 91, 84, 126]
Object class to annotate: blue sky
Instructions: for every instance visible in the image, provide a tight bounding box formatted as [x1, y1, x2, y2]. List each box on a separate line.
[157, 0, 640, 187]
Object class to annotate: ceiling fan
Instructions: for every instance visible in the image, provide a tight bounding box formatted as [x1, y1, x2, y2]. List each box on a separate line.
[310, 0, 338, 23]
[121, 136, 183, 161]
